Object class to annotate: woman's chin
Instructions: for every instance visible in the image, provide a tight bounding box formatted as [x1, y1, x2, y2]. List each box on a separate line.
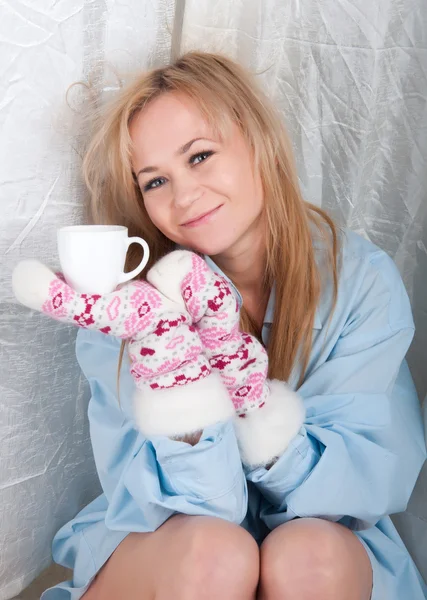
[184, 238, 233, 258]
[177, 230, 235, 257]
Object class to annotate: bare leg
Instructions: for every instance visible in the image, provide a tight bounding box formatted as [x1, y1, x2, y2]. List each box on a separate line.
[82, 515, 260, 600]
[258, 517, 373, 600]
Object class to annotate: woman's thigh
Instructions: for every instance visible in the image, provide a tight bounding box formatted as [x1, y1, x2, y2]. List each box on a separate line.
[82, 514, 259, 600]
[258, 517, 373, 600]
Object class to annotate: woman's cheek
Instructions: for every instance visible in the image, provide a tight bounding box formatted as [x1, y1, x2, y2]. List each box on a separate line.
[144, 199, 165, 231]
[206, 167, 235, 196]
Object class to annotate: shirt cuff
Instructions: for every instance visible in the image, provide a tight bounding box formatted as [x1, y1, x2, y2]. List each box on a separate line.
[150, 420, 244, 501]
[245, 427, 321, 510]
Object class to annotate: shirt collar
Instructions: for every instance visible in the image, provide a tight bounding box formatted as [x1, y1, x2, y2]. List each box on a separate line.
[204, 255, 322, 330]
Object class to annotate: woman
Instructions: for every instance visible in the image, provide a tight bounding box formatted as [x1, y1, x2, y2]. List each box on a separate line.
[42, 52, 426, 599]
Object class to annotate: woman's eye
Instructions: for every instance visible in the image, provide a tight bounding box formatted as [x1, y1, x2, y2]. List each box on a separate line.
[142, 151, 214, 192]
[143, 177, 165, 192]
[190, 150, 214, 165]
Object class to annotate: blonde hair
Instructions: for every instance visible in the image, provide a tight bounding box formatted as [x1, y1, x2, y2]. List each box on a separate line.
[82, 51, 339, 392]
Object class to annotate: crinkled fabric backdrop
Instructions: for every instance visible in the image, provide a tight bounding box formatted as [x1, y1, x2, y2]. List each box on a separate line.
[1, 1, 426, 598]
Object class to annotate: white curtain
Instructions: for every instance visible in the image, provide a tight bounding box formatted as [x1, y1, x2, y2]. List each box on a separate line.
[0, 1, 177, 598]
[1, 0, 426, 598]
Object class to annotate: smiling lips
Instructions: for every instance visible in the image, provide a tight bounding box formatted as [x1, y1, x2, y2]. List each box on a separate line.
[181, 204, 223, 228]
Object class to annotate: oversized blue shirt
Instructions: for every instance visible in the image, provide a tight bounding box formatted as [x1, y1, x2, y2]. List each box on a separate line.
[42, 229, 427, 600]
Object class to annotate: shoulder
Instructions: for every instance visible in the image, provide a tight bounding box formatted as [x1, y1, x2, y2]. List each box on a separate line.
[316, 228, 414, 333]
[75, 328, 122, 372]
[339, 229, 406, 294]
[76, 327, 121, 348]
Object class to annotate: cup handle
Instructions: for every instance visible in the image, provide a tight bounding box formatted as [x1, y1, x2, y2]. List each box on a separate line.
[118, 237, 150, 285]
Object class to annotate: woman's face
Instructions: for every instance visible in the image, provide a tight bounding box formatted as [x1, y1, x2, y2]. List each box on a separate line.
[129, 92, 264, 257]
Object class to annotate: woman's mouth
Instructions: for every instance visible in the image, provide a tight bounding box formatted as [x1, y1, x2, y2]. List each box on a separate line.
[181, 204, 223, 228]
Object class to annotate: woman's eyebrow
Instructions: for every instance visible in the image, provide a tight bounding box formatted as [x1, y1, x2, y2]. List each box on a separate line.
[136, 137, 213, 178]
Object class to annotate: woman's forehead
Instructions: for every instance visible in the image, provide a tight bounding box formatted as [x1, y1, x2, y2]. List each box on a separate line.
[134, 94, 211, 136]
[130, 93, 232, 158]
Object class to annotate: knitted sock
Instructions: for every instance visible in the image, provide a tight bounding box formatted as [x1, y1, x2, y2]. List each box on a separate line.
[12, 256, 234, 437]
[148, 251, 305, 467]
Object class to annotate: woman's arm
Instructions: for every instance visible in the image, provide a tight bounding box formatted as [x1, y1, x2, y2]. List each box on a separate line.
[76, 328, 248, 531]
[247, 249, 427, 531]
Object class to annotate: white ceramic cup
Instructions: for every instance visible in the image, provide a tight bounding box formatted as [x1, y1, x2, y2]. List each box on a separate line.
[57, 225, 150, 294]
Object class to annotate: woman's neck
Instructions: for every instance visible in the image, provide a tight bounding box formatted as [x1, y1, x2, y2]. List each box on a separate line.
[212, 234, 265, 294]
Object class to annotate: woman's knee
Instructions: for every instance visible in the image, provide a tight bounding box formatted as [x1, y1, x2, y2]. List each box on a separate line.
[176, 516, 260, 598]
[82, 515, 260, 600]
[259, 518, 372, 599]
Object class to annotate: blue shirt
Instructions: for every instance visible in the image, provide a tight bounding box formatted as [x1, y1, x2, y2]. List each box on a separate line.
[42, 229, 427, 599]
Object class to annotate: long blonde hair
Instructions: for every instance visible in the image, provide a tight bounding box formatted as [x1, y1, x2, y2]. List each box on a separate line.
[82, 51, 339, 390]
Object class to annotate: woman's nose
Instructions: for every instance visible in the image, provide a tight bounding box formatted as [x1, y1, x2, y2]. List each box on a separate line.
[172, 171, 202, 208]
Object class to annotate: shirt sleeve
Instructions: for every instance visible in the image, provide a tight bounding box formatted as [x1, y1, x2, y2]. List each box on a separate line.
[247, 248, 427, 531]
[75, 328, 248, 533]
